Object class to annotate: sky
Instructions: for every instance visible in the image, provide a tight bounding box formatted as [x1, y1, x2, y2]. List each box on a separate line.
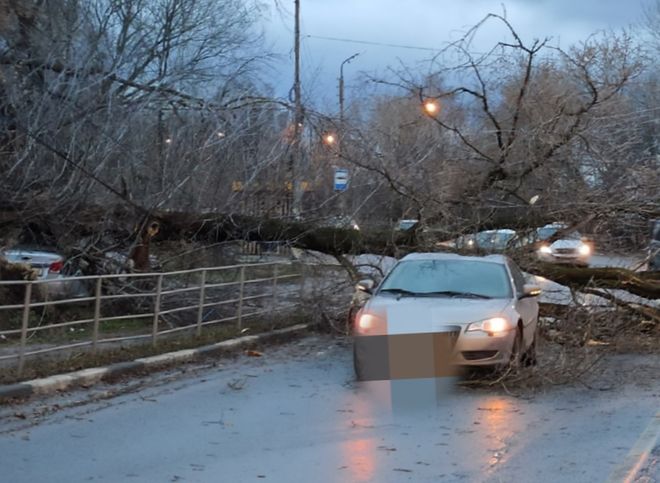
[262, 0, 652, 112]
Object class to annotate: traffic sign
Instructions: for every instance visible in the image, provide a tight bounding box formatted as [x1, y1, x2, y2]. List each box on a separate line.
[334, 168, 349, 192]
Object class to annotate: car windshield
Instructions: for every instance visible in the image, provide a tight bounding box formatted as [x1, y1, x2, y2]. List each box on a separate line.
[398, 220, 418, 230]
[379, 259, 512, 299]
[537, 227, 581, 240]
[475, 231, 516, 249]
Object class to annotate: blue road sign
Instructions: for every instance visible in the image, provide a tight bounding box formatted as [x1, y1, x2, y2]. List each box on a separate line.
[334, 168, 349, 191]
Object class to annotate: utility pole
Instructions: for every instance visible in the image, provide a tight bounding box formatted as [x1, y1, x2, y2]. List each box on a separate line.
[289, 0, 304, 218]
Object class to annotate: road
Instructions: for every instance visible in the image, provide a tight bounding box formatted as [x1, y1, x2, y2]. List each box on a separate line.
[0, 336, 658, 483]
[589, 253, 644, 269]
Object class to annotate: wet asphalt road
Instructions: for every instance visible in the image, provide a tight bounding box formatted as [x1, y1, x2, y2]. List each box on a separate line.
[0, 335, 658, 483]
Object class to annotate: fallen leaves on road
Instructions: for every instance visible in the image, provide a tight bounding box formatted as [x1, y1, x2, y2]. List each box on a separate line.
[227, 377, 247, 390]
[377, 445, 396, 452]
[245, 349, 263, 357]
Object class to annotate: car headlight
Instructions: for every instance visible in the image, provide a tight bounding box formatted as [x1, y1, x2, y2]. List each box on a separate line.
[466, 317, 512, 336]
[578, 244, 591, 256]
[356, 313, 383, 334]
[539, 245, 552, 254]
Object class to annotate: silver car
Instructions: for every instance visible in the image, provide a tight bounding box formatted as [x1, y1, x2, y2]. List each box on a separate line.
[353, 253, 540, 380]
[1, 248, 86, 298]
[534, 223, 592, 266]
[2, 248, 65, 279]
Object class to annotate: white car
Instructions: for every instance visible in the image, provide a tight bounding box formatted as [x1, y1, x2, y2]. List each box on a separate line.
[2, 248, 65, 279]
[396, 219, 419, 231]
[353, 253, 540, 380]
[1, 247, 86, 298]
[534, 223, 592, 266]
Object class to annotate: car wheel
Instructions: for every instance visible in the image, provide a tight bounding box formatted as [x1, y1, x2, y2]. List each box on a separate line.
[521, 332, 537, 367]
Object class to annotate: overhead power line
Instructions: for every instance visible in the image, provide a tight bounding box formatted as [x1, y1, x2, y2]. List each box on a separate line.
[305, 34, 443, 52]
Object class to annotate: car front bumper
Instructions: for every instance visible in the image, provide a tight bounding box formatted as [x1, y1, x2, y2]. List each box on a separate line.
[537, 252, 590, 265]
[453, 328, 517, 366]
[353, 328, 518, 380]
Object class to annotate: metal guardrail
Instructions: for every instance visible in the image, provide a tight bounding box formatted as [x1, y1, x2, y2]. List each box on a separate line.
[0, 262, 303, 376]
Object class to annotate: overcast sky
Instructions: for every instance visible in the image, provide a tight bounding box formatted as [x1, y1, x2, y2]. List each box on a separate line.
[262, 0, 652, 112]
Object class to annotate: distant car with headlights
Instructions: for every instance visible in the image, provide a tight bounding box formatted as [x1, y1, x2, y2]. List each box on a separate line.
[438, 229, 518, 253]
[352, 253, 540, 380]
[534, 223, 592, 266]
[321, 215, 360, 231]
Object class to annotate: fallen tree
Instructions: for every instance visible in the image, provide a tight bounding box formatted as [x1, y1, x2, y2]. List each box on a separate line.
[2, 207, 658, 304]
[526, 263, 660, 300]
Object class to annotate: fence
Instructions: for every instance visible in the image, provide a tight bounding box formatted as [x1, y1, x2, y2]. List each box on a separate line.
[0, 262, 303, 377]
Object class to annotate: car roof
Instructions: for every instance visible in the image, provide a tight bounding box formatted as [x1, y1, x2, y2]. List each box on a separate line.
[540, 223, 567, 229]
[400, 252, 508, 265]
[479, 229, 516, 234]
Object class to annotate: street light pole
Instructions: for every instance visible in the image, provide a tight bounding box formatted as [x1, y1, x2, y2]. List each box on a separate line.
[288, 0, 304, 218]
[337, 53, 359, 216]
[339, 53, 360, 139]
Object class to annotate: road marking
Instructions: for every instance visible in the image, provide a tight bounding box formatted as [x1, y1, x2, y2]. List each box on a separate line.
[606, 411, 660, 483]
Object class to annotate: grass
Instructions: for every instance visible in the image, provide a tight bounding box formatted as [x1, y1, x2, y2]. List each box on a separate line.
[0, 311, 312, 385]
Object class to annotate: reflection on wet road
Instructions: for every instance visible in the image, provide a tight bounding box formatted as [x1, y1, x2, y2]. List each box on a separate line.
[0, 336, 657, 482]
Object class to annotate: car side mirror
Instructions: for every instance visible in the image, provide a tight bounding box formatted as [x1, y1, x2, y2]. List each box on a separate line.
[520, 284, 541, 299]
[356, 279, 375, 295]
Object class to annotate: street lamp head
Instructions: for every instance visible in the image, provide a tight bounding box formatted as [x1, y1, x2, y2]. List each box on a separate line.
[324, 133, 336, 145]
[423, 100, 439, 116]
[164, 137, 172, 144]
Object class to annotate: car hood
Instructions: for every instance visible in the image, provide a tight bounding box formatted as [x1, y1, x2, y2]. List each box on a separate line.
[364, 295, 511, 335]
[550, 239, 583, 250]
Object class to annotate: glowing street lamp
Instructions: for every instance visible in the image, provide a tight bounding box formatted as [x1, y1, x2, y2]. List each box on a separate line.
[423, 99, 439, 116]
[323, 133, 336, 145]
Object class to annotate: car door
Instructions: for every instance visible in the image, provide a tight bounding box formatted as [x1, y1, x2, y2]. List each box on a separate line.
[507, 261, 538, 347]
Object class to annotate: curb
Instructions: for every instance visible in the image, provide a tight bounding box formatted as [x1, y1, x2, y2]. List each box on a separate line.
[0, 323, 310, 403]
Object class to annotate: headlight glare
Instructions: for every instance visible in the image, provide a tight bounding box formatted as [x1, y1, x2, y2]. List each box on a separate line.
[578, 244, 591, 256]
[539, 245, 552, 254]
[467, 317, 511, 335]
[357, 313, 382, 333]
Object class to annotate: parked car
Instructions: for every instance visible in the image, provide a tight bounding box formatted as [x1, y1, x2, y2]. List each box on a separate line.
[396, 219, 419, 231]
[352, 253, 540, 380]
[1, 247, 86, 298]
[320, 215, 360, 231]
[534, 223, 592, 266]
[438, 229, 518, 253]
[649, 219, 660, 271]
[1, 247, 65, 280]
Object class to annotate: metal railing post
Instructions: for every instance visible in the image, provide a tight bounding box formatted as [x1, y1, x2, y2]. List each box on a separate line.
[92, 277, 102, 353]
[196, 269, 206, 337]
[17, 282, 32, 377]
[271, 264, 279, 314]
[299, 263, 306, 305]
[152, 274, 163, 346]
[237, 266, 245, 329]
